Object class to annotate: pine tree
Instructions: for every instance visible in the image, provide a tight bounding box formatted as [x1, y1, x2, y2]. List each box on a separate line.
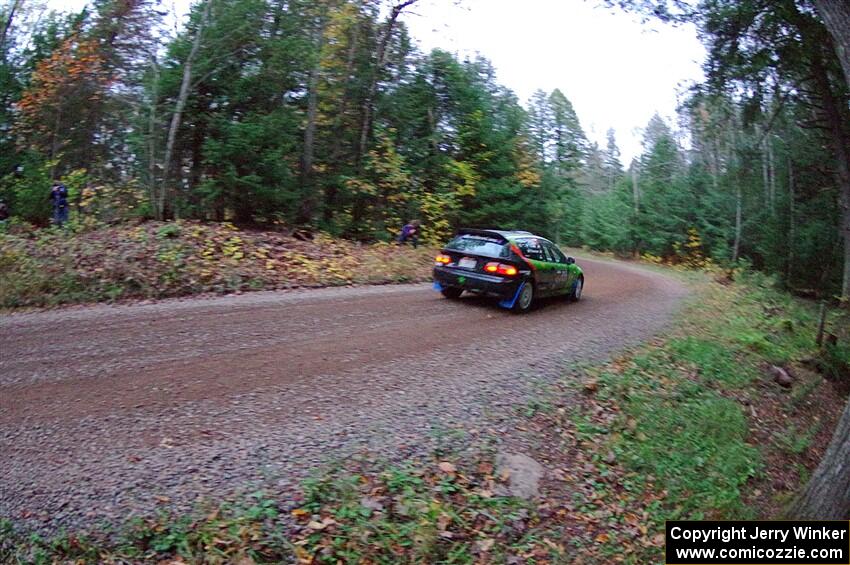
[603, 127, 623, 190]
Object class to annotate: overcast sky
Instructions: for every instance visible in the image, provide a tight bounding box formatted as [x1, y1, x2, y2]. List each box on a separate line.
[401, 0, 706, 163]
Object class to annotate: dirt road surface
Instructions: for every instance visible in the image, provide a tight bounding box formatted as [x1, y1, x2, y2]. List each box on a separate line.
[0, 257, 687, 534]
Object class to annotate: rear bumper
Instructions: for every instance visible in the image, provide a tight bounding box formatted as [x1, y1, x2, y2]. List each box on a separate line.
[432, 266, 521, 299]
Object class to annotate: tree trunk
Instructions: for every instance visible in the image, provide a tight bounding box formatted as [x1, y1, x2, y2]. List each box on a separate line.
[631, 164, 640, 257]
[768, 134, 776, 214]
[158, 0, 211, 220]
[297, 13, 326, 226]
[49, 107, 62, 177]
[808, 47, 850, 301]
[0, 0, 22, 63]
[813, 0, 850, 92]
[732, 182, 742, 263]
[761, 131, 770, 209]
[710, 139, 720, 192]
[761, 129, 776, 214]
[787, 397, 850, 519]
[330, 8, 361, 150]
[631, 165, 639, 214]
[324, 12, 362, 224]
[356, 0, 418, 166]
[186, 91, 207, 217]
[787, 157, 795, 282]
[146, 54, 159, 214]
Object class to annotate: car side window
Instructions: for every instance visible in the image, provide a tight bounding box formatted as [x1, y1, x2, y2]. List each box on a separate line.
[541, 244, 556, 263]
[516, 238, 546, 261]
[547, 243, 568, 264]
[539, 242, 559, 264]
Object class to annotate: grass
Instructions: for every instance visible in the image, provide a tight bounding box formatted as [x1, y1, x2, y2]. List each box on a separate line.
[597, 350, 761, 518]
[1, 459, 551, 564]
[290, 463, 542, 564]
[667, 336, 757, 386]
[0, 493, 290, 564]
[524, 268, 849, 562]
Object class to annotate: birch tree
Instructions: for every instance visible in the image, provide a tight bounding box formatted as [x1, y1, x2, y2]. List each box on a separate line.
[156, 0, 211, 220]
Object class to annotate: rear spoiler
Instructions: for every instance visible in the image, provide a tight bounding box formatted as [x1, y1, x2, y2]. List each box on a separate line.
[456, 228, 516, 243]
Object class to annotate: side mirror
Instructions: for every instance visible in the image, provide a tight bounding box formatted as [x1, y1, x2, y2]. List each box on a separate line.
[566, 257, 575, 265]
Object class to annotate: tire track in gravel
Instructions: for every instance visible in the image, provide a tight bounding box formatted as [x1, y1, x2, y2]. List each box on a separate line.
[0, 257, 688, 535]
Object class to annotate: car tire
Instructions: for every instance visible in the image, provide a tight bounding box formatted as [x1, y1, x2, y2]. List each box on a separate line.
[512, 281, 534, 313]
[569, 276, 584, 302]
[441, 286, 463, 299]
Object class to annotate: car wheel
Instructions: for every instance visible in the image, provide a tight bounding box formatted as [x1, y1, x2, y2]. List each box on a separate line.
[513, 282, 534, 312]
[441, 286, 463, 299]
[569, 277, 583, 302]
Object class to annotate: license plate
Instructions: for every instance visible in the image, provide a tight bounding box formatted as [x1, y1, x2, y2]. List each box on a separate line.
[458, 257, 477, 269]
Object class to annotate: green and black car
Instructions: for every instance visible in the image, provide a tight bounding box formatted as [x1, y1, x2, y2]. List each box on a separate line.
[432, 228, 584, 312]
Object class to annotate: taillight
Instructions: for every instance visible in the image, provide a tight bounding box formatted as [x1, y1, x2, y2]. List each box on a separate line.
[484, 262, 518, 276]
[435, 254, 451, 265]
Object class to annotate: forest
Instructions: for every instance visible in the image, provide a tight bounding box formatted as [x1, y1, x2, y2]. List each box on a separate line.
[0, 0, 848, 300]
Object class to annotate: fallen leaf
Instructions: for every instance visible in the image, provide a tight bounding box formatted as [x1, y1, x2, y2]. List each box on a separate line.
[293, 546, 312, 564]
[360, 496, 383, 512]
[477, 538, 495, 552]
[438, 461, 457, 474]
[543, 538, 564, 552]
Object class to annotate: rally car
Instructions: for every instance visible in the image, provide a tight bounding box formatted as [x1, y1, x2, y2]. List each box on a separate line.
[432, 228, 584, 312]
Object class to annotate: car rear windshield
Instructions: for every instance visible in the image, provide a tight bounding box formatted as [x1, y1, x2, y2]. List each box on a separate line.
[445, 235, 509, 258]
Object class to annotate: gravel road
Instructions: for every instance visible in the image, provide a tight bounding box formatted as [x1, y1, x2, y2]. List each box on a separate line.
[0, 257, 687, 535]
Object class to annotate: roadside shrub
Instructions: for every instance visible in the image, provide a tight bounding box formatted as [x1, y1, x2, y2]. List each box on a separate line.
[0, 221, 435, 309]
[819, 342, 850, 385]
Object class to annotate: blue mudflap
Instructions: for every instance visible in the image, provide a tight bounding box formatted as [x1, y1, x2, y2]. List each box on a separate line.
[433, 281, 444, 292]
[498, 281, 525, 309]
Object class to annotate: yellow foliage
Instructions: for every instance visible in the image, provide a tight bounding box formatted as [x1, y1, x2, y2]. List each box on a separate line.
[420, 192, 456, 245]
[444, 159, 479, 197]
[512, 134, 542, 188]
[641, 253, 665, 265]
[673, 228, 714, 270]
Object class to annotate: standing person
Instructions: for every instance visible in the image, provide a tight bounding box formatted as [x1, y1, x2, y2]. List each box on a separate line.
[49, 183, 69, 227]
[397, 219, 420, 248]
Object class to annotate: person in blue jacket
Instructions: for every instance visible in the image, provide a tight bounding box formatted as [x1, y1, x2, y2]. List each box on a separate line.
[49, 183, 69, 226]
